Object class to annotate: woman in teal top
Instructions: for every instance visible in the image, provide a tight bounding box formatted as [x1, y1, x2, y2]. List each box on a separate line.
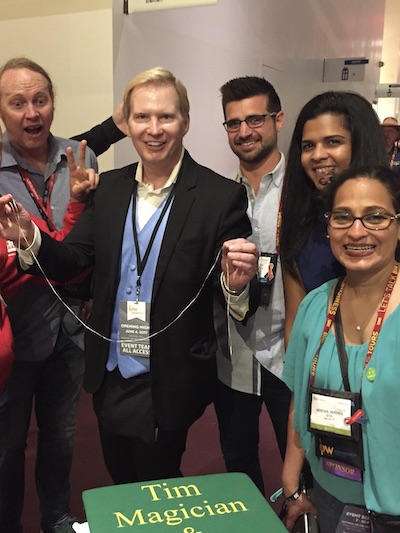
[281, 166, 400, 533]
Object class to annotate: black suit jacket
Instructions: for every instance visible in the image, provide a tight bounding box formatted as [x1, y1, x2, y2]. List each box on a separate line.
[28, 151, 251, 430]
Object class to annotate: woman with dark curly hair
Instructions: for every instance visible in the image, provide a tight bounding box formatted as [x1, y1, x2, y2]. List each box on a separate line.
[280, 91, 388, 345]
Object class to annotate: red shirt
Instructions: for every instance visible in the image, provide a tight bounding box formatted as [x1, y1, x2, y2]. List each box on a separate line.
[0, 200, 86, 393]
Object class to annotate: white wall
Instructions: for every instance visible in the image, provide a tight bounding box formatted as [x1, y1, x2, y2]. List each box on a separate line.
[0, 0, 386, 176]
[113, 0, 385, 176]
[376, 0, 400, 122]
[0, 1, 114, 171]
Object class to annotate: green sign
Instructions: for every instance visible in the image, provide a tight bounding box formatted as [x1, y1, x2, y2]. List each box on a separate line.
[83, 473, 287, 532]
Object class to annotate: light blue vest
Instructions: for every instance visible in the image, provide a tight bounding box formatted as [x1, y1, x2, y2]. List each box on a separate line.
[107, 194, 172, 378]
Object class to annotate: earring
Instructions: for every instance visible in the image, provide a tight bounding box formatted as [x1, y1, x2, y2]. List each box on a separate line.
[326, 234, 330, 239]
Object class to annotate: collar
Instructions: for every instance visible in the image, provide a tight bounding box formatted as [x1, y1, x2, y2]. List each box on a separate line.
[135, 147, 185, 194]
[0, 133, 63, 176]
[236, 152, 285, 188]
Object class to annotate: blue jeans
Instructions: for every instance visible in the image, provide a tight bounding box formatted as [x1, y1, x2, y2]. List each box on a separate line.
[0, 328, 84, 532]
[214, 367, 291, 494]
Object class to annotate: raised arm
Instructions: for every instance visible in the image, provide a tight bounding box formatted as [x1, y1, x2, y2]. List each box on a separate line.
[71, 103, 127, 157]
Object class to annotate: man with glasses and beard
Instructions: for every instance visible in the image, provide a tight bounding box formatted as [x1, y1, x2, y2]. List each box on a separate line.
[214, 76, 291, 495]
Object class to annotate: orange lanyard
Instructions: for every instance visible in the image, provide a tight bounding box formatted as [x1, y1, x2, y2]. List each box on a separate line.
[309, 262, 399, 389]
[237, 171, 282, 254]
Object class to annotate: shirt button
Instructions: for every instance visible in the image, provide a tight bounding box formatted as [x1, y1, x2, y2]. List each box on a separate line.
[254, 227, 259, 232]
[130, 265, 136, 271]
[126, 287, 132, 295]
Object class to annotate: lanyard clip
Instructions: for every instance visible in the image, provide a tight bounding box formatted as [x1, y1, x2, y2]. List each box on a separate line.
[345, 409, 366, 425]
[135, 276, 141, 304]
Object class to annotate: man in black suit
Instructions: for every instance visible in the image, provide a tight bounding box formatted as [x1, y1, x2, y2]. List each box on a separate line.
[0, 67, 258, 484]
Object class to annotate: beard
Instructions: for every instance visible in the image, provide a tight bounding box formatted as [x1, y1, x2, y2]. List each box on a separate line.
[231, 137, 276, 165]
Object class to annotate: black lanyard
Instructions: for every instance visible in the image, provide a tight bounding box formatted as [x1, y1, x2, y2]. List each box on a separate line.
[131, 188, 175, 301]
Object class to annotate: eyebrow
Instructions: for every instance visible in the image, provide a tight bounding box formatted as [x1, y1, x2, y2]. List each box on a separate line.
[7, 89, 49, 98]
[301, 134, 347, 143]
[226, 112, 268, 120]
[332, 205, 390, 213]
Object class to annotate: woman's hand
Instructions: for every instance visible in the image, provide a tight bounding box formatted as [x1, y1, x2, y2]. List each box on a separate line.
[282, 493, 317, 531]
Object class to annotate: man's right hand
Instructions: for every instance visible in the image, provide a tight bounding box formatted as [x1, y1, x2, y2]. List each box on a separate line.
[67, 140, 99, 202]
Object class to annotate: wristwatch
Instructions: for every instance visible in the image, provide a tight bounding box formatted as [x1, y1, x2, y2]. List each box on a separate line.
[285, 487, 303, 501]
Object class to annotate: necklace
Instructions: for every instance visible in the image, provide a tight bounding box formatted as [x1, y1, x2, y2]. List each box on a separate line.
[347, 292, 383, 332]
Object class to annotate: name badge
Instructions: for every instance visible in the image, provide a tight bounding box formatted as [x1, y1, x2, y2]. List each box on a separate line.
[308, 387, 365, 479]
[309, 390, 352, 437]
[258, 252, 277, 306]
[335, 505, 370, 533]
[119, 301, 151, 357]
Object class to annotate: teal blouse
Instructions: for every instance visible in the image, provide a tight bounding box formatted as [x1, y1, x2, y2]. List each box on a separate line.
[282, 279, 400, 514]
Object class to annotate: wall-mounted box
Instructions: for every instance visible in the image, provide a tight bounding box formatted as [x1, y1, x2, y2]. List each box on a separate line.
[375, 84, 400, 98]
[323, 58, 368, 82]
[124, 0, 217, 13]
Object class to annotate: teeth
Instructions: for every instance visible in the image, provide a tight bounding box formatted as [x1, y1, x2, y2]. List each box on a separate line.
[315, 167, 335, 175]
[346, 245, 374, 251]
[147, 141, 163, 147]
[237, 141, 256, 147]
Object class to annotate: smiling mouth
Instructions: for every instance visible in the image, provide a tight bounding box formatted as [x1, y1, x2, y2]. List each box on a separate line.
[146, 141, 165, 147]
[237, 139, 258, 147]
[345, 245, 375, 252]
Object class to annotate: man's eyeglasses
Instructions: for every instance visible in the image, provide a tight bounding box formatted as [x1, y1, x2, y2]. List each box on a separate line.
[223, 113, 277, 133]
[324, 211, 400, 230]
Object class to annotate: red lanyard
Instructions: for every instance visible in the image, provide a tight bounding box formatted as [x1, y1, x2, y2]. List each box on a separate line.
[275, 198, 282, 254]
[309, 262, 399, 388]
[237, 171, 282, 254]
[18, 168, 56, 231]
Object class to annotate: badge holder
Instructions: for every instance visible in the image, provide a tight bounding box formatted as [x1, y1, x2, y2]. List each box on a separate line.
[309, 282, 365, 480]
[258, 252, 277, 306]
[309, 387, 364, 479]
[119, 301, 151, 357]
